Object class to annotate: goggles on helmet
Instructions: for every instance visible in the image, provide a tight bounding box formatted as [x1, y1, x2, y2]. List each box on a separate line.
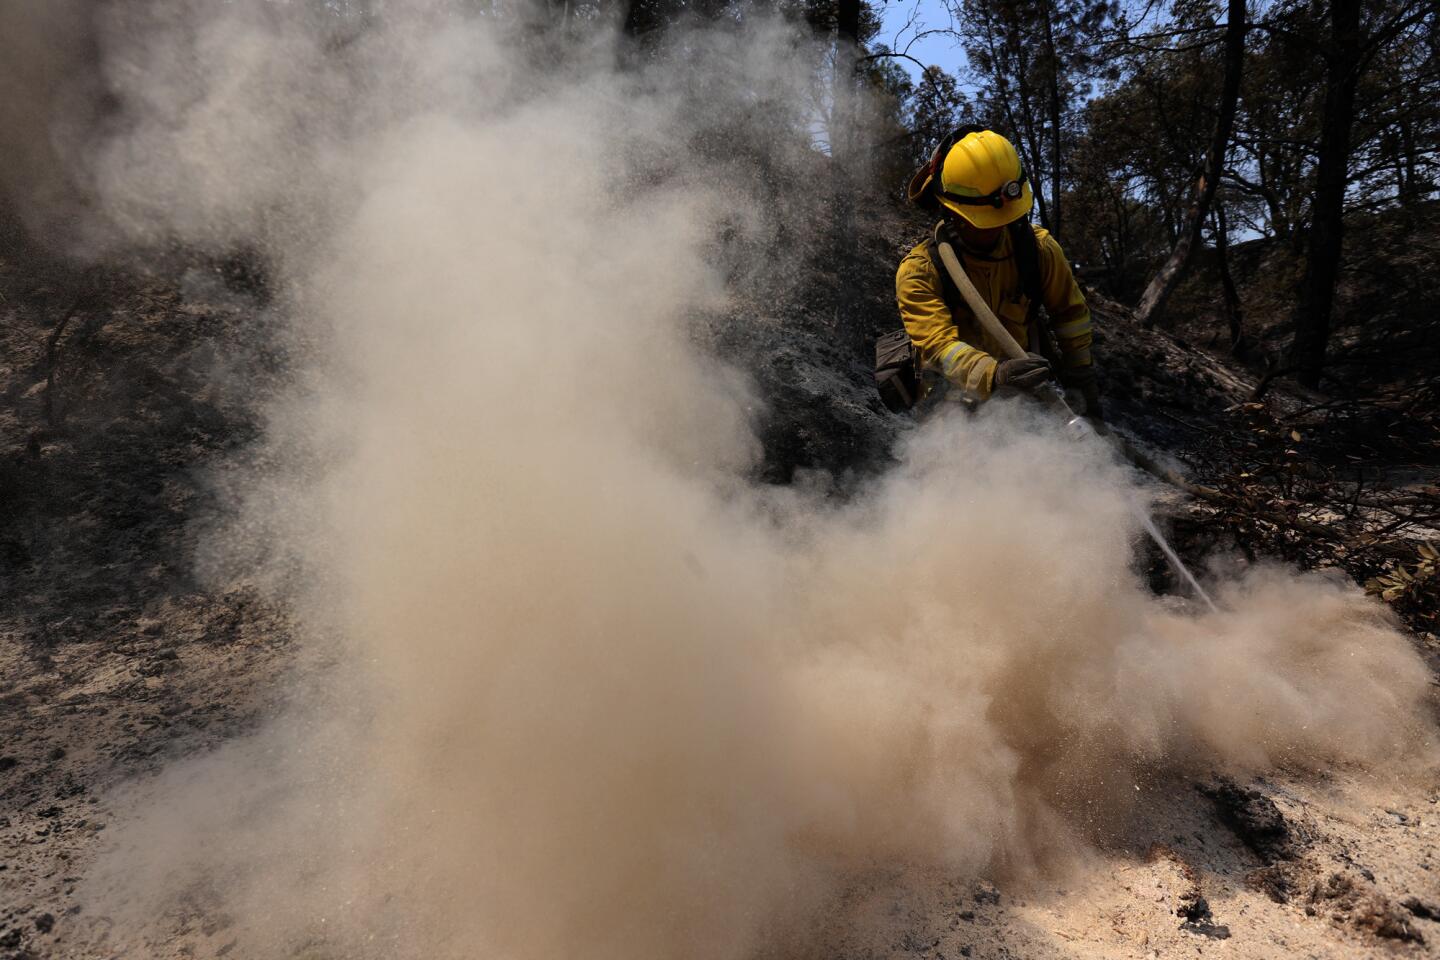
[940, 171, 1029, 209]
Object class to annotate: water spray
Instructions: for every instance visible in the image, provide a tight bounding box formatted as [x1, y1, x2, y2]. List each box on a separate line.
[935, 240, 1219, 613]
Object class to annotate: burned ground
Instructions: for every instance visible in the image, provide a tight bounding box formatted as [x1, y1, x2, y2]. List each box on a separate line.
[0, 241, 294, 959]
[1, 205, 1438, 958]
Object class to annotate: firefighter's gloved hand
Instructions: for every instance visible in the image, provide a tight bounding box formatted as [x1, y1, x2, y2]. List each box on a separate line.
[1061, 365, 1103, 422]
[992, 352, 1053, 393]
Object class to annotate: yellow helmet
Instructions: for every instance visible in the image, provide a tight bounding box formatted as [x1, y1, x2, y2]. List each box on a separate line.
[928, 129, 1033, 229]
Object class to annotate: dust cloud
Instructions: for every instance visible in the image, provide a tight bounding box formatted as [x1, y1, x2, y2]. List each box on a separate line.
[30, 3, 1435, 958]
[0, 0, 100, 249]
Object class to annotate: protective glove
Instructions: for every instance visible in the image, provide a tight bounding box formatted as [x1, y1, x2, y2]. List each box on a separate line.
[992, 352, 1053, 393]
[1061, 365, 1103, 422]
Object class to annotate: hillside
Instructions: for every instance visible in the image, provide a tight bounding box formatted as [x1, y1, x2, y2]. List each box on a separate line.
[3, 201, 1439, 958]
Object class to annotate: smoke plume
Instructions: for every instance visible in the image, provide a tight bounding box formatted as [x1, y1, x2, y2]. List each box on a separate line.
[22, 3, 1433, 958]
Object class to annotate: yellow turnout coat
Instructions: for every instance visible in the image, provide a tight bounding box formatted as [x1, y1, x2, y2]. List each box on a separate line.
[896, 222, 1093, 400]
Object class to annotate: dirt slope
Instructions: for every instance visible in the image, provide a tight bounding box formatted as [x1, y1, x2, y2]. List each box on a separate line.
[0, 249, 294, 958]
[1, 240, 1438, 959]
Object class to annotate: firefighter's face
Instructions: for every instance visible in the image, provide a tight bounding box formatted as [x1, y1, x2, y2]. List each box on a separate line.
[952, 216, 1004, 250]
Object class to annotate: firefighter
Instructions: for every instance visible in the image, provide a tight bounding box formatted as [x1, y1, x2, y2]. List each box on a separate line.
[898, 127, 1099, 417]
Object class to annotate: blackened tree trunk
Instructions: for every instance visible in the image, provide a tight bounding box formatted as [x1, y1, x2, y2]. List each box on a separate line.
[1135, 0, 1247, 328]
[835, 0, 862, 158]
[1400, 117, 1418, 199]
[1255, 150, 1289, 239]
[1291, 0, 1362, 388]
[1039, 0, 1065, 239]
[831, 0, 861, 173]
[1013, 37, 1052, 230]
[978, 2, 1047, 227]
[1213, 202, 1246, 355]
[836, 0, 860, 53]
[832, 0, 863, 325]
[622, 0, 654, 37]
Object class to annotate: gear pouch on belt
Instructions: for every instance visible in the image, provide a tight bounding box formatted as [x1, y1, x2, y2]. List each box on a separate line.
[874, 329, 921, 412]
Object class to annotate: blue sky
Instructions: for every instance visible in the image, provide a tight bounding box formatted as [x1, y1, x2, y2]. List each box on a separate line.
[877, 0, 971, 85]
[878, 0, 1178, 101]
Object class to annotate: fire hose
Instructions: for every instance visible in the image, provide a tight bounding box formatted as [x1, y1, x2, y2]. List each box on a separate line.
[935, 239, 1219, 610]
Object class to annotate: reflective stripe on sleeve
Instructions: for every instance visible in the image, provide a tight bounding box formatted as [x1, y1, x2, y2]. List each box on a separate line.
[938, 342, 967, 377]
